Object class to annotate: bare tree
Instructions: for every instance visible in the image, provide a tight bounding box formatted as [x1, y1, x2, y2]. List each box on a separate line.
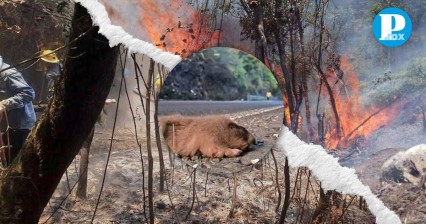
[145, 59, 155, 224]
[75, 127, 95, 199]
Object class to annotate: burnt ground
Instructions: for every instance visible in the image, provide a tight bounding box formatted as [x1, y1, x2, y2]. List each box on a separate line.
[336, 94, 426, 224]
[39, 106, 376, 224]
[39, 107, 284, 223]
[355, 148, 426, 224]
[40, 107, 287, 223]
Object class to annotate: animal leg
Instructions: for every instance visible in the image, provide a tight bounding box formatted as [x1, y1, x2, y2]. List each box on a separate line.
[224, 148, 243, 157]
[202, 145, 242, 158]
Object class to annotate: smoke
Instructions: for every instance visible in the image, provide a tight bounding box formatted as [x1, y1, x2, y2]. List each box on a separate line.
[100, 0, 252, 55]
[98, 0, 426, 152]
[101, 53, 157, 133]
[333, 0, 426, 76]
[99, 0, 143, 39]
[325, 0, 426, 156]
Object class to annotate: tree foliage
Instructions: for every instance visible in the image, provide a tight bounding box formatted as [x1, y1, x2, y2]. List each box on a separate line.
[160, 47, 279, 100]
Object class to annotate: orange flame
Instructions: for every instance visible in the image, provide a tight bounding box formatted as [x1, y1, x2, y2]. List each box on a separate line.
[138, 0, 220, 57]
[325, 57, 402, 149]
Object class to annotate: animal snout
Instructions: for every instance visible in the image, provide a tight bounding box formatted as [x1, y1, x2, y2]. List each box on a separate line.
[254, 139, 265, 146]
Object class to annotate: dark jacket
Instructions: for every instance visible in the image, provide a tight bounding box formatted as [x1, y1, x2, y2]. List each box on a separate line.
[0, 56, 36, 130]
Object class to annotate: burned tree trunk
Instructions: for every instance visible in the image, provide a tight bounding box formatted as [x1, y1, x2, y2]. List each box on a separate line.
[154, 95, 165, 192]
[0, 4, 119, 223]
[250, 1, 267, 63]
[76, 127, 95, 199]
[146, 59, 155, 224]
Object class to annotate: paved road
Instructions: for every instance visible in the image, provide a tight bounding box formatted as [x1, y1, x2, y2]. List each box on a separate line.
[158, 100, 283, 115]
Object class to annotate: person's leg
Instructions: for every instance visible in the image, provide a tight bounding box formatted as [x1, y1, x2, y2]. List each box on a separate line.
[1, 131, 12, 167]
[1, 132, 7, 167]
[3, 129, 30, 166]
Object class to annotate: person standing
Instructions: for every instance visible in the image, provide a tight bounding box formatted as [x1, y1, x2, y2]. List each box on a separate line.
[39, 49, 61, 101]
[0, 56, 36, 167]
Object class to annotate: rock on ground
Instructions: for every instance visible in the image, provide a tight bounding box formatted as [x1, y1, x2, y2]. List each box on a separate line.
[381, 144, 426, 187]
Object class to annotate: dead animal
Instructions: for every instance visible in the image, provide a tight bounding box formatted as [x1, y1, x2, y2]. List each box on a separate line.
[159, 114, 256, 158]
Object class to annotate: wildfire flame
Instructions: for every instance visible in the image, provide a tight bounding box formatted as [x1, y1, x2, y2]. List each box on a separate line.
[137, 0, 220, 57]
[324, 57, 402, 149]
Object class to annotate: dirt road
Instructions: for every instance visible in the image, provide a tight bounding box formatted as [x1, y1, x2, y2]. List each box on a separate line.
[158, 100, 283, 115]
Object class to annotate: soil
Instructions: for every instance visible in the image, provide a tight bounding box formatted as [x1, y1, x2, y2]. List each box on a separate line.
[39, 106, 408, 224]
[354, 148, 426, 224]
[40, 107, 289, 223]
[345, 95, 426, 224]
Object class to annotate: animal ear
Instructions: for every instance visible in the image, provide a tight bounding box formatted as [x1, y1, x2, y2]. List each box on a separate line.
[228, 122, 239, 129]
[170, 120, 184, 126]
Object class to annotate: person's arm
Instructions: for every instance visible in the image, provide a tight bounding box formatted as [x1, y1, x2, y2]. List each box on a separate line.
[0, 73, 35, 111]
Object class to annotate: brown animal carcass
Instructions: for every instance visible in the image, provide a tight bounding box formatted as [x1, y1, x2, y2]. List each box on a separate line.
[159, 115, 255, 158]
